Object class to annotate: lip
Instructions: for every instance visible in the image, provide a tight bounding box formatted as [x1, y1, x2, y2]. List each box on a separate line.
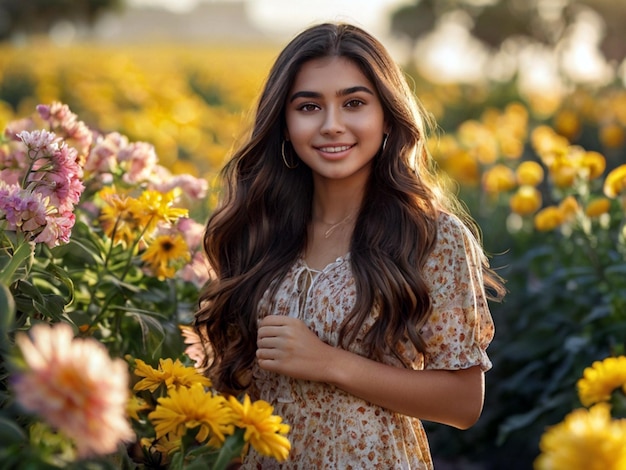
[314, 143, 355, 159]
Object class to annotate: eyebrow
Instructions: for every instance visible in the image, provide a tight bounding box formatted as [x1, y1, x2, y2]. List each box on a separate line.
[289, 86, 374, 102]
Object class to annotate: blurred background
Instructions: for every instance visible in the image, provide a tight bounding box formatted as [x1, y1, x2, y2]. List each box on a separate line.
[1, 1, 626, 469]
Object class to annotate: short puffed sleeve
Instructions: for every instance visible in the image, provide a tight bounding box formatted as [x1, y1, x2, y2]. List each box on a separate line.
[420, 212, 495, 371]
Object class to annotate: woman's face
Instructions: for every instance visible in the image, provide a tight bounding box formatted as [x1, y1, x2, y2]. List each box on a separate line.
[284, 56, 386, 187]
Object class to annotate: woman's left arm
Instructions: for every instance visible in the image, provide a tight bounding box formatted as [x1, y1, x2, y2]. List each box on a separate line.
[256, 314, 484, 430]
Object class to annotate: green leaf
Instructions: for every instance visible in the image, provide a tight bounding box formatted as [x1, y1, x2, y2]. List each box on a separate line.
[0, 241, 34, 285]
[0, 283, 15, 345]
[0, 416, 27, 445]
[124, 311, 166, 357]
[212, 428, 246, 470]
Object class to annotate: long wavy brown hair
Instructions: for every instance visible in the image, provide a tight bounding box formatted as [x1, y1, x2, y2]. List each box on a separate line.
[194, 22, 505, 393]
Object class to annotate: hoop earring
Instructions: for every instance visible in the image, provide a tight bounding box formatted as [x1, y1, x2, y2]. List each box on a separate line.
[281, 140, 298, 169]
[382, 133, 389, 152]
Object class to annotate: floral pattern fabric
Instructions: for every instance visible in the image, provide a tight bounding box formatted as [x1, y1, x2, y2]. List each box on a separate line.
[242, 212, 495, 469]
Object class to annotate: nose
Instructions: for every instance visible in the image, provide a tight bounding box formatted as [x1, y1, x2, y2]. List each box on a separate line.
[320, 106, 345, 135]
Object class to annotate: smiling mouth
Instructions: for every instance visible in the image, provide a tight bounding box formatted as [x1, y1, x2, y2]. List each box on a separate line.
[317, 144, 354, 153]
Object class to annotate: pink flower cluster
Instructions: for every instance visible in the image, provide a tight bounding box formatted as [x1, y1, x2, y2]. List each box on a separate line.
[0, 127, 84, 247]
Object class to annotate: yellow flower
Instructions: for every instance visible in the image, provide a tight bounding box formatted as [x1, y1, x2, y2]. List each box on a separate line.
[581, 151, 606, 180]
[482, 164, 516, 194]
[128, 395, 152, 421]
[134, 358, 212, 393]
[535, 404, 626, 470]
[228, 394, 291, 462]
[510, 185, 542, 216]
[443, 149, 480, 186]
[585, 198, 611, 218]
[140, 233, 191, 280]
[516, 161, 544, 187]
[141, 433, 182, 457]
[553, 109, 580, 141]
[577, 356, 626, 407]
[138, 189, 189, 233]
[559, 196, 580, 222]
[604, 164, 626, 198]
[99, 188, 146, 246]
[534, 206, 565, 231]
[549, 159, 577, 188]
[149, 384, 234, 446]
[599, 123, 625, 149]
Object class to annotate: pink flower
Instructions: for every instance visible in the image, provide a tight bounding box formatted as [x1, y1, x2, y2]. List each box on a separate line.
[37, 102, 93, 157]
[177, 217, 205, 250]
[179, 325, 211, 370]
[178, 251, 212, 288]
[17, 129, 60, 156]
[153, 174, 209, 201]
[33, 211, 75, 247]
[0, 183, 50, 233]
[12, 323, 135, 458]
[119, 141, 158, 184]
[85, 132, 127, 174]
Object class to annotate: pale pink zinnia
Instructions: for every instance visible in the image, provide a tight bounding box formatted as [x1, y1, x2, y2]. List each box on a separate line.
[12, 323, 135, 458]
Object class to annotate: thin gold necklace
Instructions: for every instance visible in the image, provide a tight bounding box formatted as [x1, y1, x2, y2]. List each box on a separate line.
[322, 213, 355, 239]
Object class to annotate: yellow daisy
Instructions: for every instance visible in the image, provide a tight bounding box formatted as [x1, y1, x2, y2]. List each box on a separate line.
[148, 384, 235, 446]
[141, 233, 191, 280]
[535, 403, 626, 470]
[603, 164, 626, 198]
[98, 187, 147, 246]
[577, 356, 626, 407]
[228, 394, 291, 462]
[128, 395, 152, 421]
[138, 189, 189, 233]
[140, 433, 182, 457]
[134, 358, 212, 393]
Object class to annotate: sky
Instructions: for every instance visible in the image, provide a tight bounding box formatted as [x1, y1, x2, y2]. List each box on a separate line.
[127, 0, 410, 38]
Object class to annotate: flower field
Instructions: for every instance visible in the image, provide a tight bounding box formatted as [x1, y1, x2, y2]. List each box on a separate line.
[1, 40, 625, 469]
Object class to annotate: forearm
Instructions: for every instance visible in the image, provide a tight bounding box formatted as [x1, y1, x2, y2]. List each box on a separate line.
[323, 345, 485, 429]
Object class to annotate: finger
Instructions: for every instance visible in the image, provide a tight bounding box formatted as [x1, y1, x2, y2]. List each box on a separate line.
[257, 325, 286, 340]
[259, 315, 292, 327]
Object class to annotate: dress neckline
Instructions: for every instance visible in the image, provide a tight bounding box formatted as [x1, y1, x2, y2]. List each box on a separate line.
[300, 252, 350, 273]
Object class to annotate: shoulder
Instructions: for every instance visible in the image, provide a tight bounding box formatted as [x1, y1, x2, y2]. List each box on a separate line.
[428, 210, 486, 270]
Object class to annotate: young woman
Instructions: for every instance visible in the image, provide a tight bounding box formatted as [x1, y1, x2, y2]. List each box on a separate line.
[194, 22, 505, 469]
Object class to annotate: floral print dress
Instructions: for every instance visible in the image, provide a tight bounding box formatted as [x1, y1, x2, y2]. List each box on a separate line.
[242, 212, 495, 469]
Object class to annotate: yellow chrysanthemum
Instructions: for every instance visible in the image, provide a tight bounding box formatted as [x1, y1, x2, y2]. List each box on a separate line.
[534, 404, 626, 470]
[228, 394, 291, 462]
[581, 151, 606, 180]
[128, 395, 152, 421]
[149, 384, 235, 446]
[138, 189, 189, 232]
[141, 433, 182, 457]
[604, 164, 626, 199]
[98, 188, 146, 246]
[510, 185, 542, 216]
[558, 196, 580, 221]
[482, 164, 516, 194]
[534, 206, 565, 232]
[140, 233, 191, 280]
[134, 358, 212, 393]
[585, 198, 612, 218]
[549, 159, 577, 188]
[577, 356, 626, 407]
[554, 109, 581, 140]
[599, 123, 625, 149]
[516, 160, 545, 187]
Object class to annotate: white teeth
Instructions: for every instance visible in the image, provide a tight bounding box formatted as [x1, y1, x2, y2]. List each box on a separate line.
[320, 145, 351, 153]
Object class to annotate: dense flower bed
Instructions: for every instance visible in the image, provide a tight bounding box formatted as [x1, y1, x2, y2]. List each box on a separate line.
[1, 41, 625, 469]
[0, 103, 290, 469]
